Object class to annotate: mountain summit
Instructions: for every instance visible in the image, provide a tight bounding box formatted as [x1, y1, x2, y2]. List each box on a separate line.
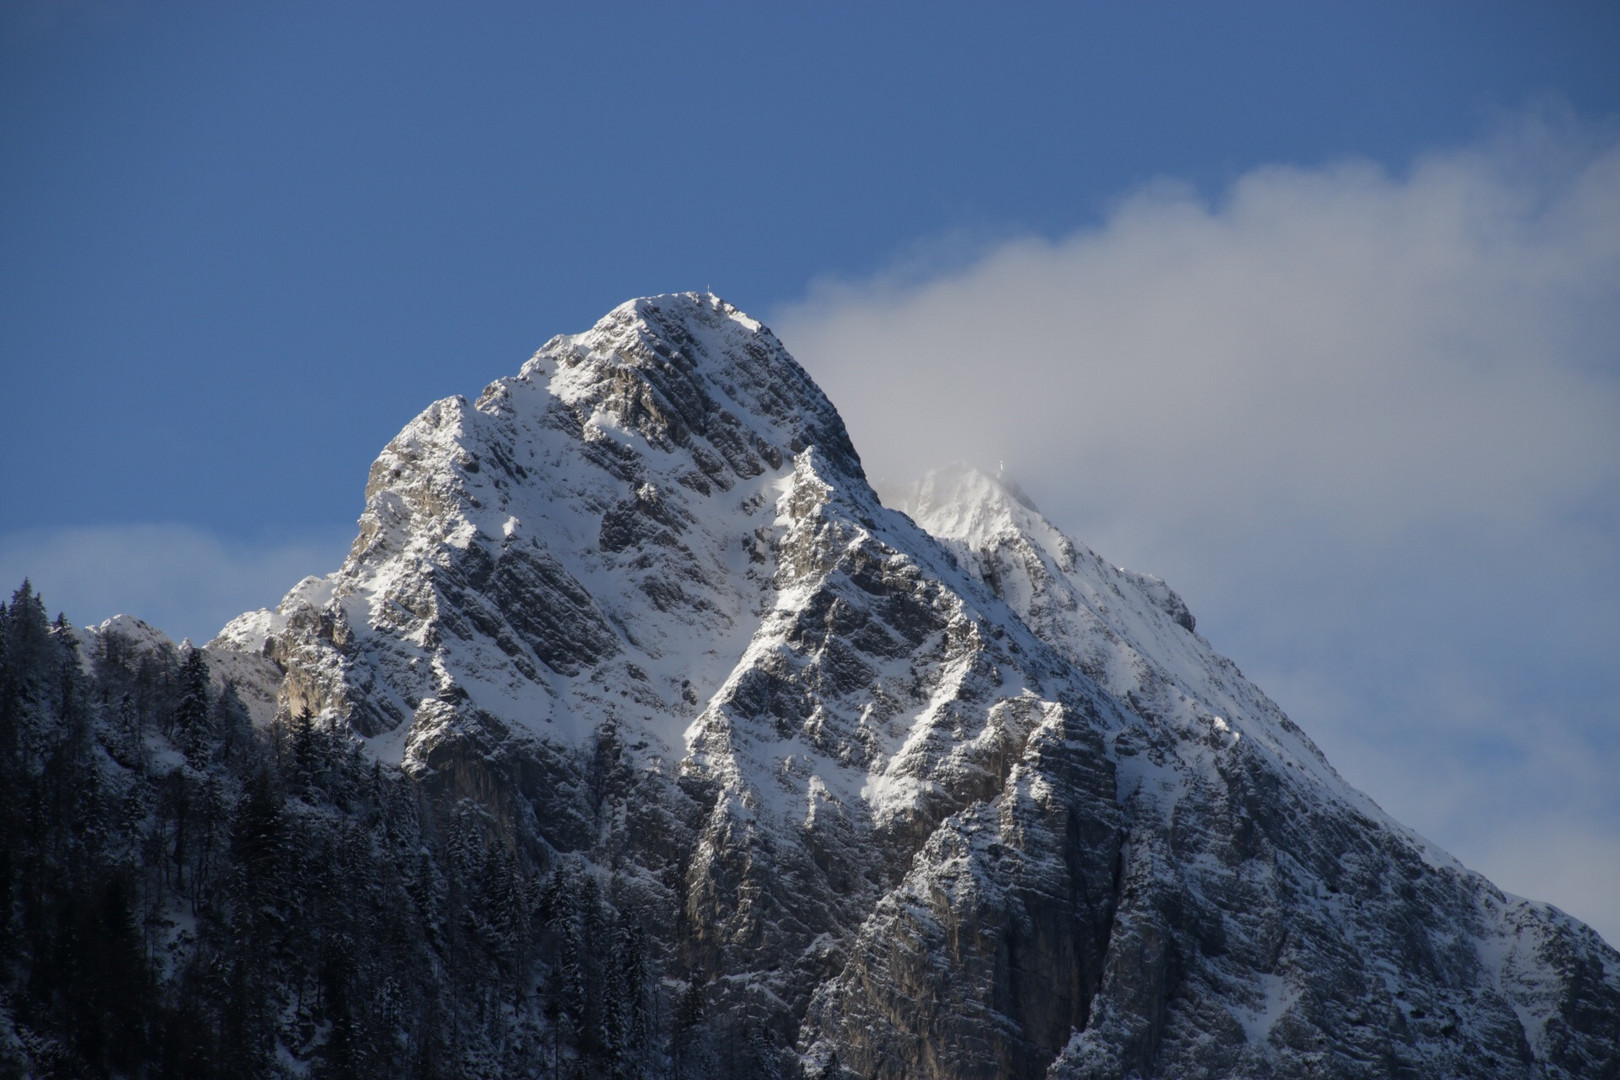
[188, 293, 1620, 1076]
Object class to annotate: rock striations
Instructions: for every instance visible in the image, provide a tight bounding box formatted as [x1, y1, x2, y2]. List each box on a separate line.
[211, 293, 1619, 1079]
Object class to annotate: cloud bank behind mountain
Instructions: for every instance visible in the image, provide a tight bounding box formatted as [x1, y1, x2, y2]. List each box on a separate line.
[774, 105, 1620, 945]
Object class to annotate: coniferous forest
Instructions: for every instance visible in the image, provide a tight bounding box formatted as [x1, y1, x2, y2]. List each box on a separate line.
[0, 582, 705, 1080]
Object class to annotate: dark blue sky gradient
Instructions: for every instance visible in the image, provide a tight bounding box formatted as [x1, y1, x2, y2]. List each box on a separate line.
[4, 1, 1618, 537]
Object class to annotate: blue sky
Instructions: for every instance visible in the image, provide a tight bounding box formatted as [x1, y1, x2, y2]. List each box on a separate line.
[3, 3, 1618, 942]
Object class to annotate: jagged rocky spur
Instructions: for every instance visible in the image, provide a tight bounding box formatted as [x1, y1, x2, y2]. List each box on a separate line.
[209, 293, 1619, 1079]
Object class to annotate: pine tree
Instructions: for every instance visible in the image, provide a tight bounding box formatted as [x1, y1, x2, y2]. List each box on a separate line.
[672, 975, 706, 1080]
[290, 705, 318, 800]
[158, 768, 192, 895]
[1, 581, 55, 775]
[0, 596, 16, 769]
[231, 769, 287, 902]
[174, 647, 212, 770]
[620, 919, 649, 1058]
[212, 682, 254, 770]
[111, 691, 145, 774]
[548, 874, 586, 1062]
[6, 581, 53, 682]
[189, 774, 228, 914]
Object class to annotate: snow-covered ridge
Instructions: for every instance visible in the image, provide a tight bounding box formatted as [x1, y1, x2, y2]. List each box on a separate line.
[897, 462, 1389, 819]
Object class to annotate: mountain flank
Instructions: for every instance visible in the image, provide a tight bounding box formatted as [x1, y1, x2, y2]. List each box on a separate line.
[3, 293, 1615, 1079]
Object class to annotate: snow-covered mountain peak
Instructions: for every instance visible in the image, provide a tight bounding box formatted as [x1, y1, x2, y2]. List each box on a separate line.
[216, 294, 904, 765]
[516, 291, 864, 487]
[896, 463, 1079, 572]
[94, 613, 177, 656]
[193, 296, 1620, 1080]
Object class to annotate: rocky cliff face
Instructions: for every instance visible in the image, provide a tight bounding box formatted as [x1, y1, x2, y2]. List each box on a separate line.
[213, 293, 1620, 1079]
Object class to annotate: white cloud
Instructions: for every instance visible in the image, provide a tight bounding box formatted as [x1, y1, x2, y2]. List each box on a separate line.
[773, 104, 1620, 946]
[779, 109, 1620, 542]
[0, 523, 352, 645]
